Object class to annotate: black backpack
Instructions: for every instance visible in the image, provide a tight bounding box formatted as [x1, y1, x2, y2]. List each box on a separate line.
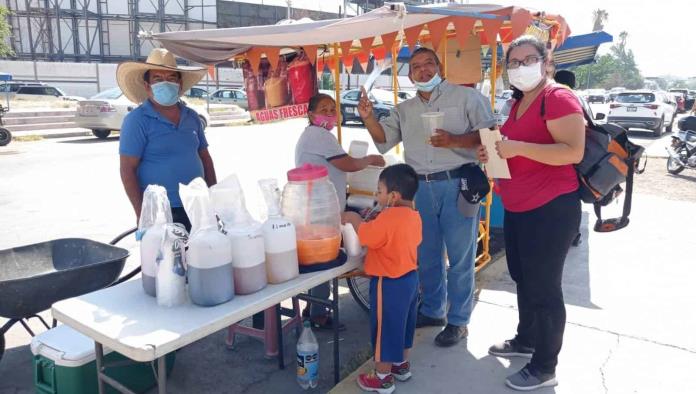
[541, 86, 645, 232]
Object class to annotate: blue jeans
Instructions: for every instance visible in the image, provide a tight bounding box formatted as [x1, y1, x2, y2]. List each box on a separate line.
[416, 178, 479, 327]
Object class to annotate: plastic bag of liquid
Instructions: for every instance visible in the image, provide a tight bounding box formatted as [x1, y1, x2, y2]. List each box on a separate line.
[138, 185, 173, 297]
[180, 178, 235, 306]
[259, 178, 299, 284]
[156, 223, 188, 307]
[211, 175, 267, 295]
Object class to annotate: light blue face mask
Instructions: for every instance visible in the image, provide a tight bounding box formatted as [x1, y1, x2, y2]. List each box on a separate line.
[151, 81, 180, 106]
[414, 73, 442, 93]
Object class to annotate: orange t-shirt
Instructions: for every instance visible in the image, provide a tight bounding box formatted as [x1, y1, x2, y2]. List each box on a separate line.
[358, 206, 422, 278]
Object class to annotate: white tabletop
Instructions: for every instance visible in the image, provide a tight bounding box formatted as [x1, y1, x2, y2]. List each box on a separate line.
[52, 257, 362, 362]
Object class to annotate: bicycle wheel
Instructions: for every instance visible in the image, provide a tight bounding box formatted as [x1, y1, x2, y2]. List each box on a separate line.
[347, 275, 371, 313]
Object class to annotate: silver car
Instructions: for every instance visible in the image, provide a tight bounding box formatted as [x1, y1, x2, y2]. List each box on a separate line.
[209, 88, 248, 110]
[74, 87, 211, 139]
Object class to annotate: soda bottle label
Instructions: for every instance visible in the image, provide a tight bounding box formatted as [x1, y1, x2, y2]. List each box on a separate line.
[296, 351, 318, 382]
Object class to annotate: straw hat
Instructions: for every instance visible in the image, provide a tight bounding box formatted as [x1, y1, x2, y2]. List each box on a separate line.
[117, 48, 207, 104]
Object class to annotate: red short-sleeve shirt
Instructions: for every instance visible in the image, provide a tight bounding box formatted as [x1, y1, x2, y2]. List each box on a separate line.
[498, 85, 583, 212]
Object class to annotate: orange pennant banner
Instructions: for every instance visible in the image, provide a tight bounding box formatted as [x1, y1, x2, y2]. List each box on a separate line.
[510, 8, 533, 41]
[303, 45, 318, 65]
[453, 17, 477, 50]
[481, 18, 504, 47]
[340, 40, 353, 58]
[427, 18, 451, 52]
[381, 31, 398, 54]
[264, 47, 280, 70]
[360, 37, 374, 59]
[245, 47, 262, 74]
[404, 24, 423, 51]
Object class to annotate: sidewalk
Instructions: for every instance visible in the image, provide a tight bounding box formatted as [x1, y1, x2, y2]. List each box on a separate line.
[331, 193, 696, 394]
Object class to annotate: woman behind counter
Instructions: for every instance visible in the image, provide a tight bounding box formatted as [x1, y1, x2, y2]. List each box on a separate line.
[295, 93, 385, 329]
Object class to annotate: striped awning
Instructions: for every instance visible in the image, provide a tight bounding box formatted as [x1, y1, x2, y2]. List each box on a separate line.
[554, 31, 613, 69]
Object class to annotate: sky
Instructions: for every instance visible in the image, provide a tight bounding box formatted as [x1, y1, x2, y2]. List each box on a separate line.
[516, 0, 693, 79]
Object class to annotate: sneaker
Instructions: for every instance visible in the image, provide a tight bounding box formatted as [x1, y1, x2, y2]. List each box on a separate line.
[505, 364, 557, 391]
[415, 312, 446, 328]
[434, 324, 468, 347]
[357, 371, 396, 394]
[488, 339, 534, 358]
[390, 361, 412, 381]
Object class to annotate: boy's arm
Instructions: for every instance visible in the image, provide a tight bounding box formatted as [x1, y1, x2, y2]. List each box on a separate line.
[357, 216, 388, 249]
[341, 212, 363, 231]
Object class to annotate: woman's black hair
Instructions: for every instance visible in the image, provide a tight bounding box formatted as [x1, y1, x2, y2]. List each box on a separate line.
[307, 93, 335, 112]
[505, 35, 549, 100]
[378, 164, 419, 201]
[306, 93, 336, 124]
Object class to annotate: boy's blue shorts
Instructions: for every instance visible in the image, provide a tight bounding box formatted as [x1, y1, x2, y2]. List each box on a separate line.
[370, 270, 419, 363]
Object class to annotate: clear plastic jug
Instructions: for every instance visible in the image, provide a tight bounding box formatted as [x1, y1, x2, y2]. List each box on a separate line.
[281, 164, 341, 265]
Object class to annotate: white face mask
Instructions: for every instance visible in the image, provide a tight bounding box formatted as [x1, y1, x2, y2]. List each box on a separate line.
[507, 62, 544, 92]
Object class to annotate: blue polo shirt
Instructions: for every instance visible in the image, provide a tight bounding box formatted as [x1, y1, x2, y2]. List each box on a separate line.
[119, 99, 208, 208]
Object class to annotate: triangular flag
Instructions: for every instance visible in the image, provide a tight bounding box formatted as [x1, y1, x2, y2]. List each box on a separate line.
[340, 40, 353, 58]
[245, 47, 262, 74]
[404, 24, 423, 51]
[481, 18, 504, 46]
[427, 18, 450, 52]
[381, 31, 398, 53]
[356, 51, 370, 72]
[342, 54, 354, 73]
[360, 37, 374, 59]
[453, 17, 476, 50]
[264, 47, 280, 70]
[303, 45, 318, 65]
[510, 8, 533, 41]
[207, 65, 215, 79]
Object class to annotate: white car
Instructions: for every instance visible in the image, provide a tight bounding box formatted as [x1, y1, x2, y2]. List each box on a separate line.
[607, 91, 676, 137]
[209, 88, 248, 110]
[75, 87, 211, 139]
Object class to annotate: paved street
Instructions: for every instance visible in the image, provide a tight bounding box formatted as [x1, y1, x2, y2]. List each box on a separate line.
[0, 119, 391, 394]
[2, 119, 695, 393]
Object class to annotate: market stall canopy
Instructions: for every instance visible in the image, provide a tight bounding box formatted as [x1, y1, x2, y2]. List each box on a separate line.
[554, 31, 613, 69]
[150, 3, 571, 67]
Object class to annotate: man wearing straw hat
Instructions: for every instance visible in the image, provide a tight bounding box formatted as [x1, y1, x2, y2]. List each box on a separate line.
[359, 47, 495, 348]
[118, 48, 217, 231]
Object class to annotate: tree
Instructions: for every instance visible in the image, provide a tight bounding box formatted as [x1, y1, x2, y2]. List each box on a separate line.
[570, 30, 643, 90]
[592, 9, 608, 32]
[0, 6, 14, 57]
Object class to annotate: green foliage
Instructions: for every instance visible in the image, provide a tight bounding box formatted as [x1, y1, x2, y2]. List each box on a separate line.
[321, 72, 335, 90]
[570, 31, 643, 90]
[0, 6, 14, 57]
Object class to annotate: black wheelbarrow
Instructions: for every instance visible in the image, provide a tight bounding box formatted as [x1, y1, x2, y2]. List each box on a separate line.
[0, 228, 139, 362]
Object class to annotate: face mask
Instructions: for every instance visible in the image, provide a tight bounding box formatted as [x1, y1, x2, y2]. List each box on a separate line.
[414, 73, 442, 93]
[311, 114, 337, 130]
[507, 62, 544, 92]
[151, 81, 180, 106]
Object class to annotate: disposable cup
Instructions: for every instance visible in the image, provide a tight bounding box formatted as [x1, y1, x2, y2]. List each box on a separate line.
[421, 112, 444, 136]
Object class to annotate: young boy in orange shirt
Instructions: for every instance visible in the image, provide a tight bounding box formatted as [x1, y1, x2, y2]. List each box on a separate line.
[344, 164, 422, 394]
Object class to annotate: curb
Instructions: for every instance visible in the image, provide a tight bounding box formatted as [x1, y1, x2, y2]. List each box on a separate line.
[13, 130, 93, 140]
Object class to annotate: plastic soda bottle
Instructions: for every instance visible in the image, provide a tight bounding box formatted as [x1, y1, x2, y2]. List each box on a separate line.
[297, 320, 319, 389]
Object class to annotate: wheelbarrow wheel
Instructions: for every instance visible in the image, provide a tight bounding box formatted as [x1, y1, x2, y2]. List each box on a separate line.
[0, 127, 11, 146]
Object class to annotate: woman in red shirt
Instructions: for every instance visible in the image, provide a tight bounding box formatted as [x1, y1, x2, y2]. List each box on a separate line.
[478, 36, 585, 391]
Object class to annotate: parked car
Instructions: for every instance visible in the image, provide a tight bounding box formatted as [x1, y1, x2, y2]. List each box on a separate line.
[494, 90, 513, 114]
[608, 91, 676, 136]
[340, 89, 392, 124]
[74, 87, 210, 139]
[0, 81, 46, 94]
[185, 87, 209, 99]
[586, 89, 609, 104]
[14, 85, 84, 101]
[209, 88, 248, 109]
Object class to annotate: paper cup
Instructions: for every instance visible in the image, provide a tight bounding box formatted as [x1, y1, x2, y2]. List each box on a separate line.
[421, 112, 444, 136]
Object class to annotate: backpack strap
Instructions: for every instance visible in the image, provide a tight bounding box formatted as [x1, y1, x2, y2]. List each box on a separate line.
[593, 163, 634, 232]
